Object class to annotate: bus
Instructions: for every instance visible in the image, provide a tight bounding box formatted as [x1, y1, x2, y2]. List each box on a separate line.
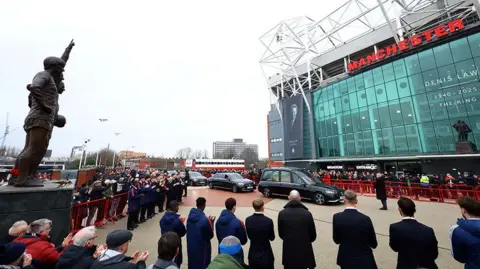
[182, 159, 245, 171]
[0, 164, 66, 181]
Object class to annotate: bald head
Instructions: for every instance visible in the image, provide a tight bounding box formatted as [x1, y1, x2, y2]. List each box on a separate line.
[73, 226, 96, 247]
[288, 190, 301, 201]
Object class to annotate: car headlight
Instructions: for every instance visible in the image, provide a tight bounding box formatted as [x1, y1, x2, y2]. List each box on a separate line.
[237, 183, 244, 187]
[325, 190, 336, 195]
[193, 179, 198, 181]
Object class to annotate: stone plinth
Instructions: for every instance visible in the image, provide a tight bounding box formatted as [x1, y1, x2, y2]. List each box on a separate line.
[456, 141, 476, 154]
[0, 182, 74, 245]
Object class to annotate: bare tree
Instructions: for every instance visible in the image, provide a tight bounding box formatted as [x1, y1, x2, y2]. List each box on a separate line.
[202, 149, 209, 159]
[175, 147, 193, 159]
[240, 148, 259, 168]
[193, 150, 204, 159]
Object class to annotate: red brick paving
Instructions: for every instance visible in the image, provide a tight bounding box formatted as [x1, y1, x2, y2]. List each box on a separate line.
[180, 187, 272, 207]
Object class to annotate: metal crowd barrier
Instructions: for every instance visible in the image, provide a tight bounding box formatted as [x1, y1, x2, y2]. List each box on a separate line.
[328, 180, 479, 204]
[70, 192, 128, 233]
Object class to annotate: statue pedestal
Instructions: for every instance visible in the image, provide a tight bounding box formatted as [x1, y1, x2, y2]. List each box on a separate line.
[455, 141, 476, 154]
[0, 182, 74, 245]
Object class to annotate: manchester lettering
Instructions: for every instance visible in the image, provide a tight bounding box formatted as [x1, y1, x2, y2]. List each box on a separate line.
[348, 19, 465, 72]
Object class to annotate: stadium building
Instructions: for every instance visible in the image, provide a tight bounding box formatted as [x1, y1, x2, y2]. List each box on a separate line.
[262, 0, 480, 174]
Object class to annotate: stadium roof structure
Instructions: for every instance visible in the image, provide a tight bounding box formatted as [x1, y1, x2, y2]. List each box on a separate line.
[259, 0, 480, 117]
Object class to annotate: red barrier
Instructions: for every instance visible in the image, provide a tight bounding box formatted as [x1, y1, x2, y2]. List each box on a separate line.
[70, 193, 128, 233]
[330, 181, 479, 204]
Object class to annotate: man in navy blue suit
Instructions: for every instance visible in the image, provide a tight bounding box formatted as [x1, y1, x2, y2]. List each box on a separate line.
[245, 199, 275, 269]
[333, 190, 378, 269]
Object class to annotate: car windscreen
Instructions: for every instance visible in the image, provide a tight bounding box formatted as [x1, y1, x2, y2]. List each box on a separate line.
[295, 170, 322, 184]
[189, 172, 203, 177]
[227, 173, 243, 180]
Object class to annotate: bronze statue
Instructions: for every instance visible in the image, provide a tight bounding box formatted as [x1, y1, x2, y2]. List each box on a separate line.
[453, 120, 472, 142]
[9, 40, 75, 187]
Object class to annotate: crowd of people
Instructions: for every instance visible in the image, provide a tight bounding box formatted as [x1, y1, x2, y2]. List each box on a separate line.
[1, 190, 479, 269]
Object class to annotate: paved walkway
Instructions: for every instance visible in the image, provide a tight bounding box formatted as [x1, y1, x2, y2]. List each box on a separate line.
[95, 187, 464, 269]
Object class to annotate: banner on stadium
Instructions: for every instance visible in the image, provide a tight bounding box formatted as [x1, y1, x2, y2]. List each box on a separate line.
[283, 95, 304, 159]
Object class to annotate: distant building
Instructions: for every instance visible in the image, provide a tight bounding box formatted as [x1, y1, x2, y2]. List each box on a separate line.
[212, 138, 258, 159]
[119, 151, 146, 159]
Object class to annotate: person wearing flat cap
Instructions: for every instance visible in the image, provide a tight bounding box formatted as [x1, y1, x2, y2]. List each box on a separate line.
[0, 242, 34, 269]
[90, 230, 148, 269]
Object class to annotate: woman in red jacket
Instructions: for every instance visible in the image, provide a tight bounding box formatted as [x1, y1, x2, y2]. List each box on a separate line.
[14, 219, 72, 266]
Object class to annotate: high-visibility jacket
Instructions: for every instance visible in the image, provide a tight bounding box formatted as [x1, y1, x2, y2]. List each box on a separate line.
[420, 176, 429, 184]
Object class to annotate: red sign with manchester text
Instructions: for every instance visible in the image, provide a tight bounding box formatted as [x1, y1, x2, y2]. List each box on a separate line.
[348, 19, 465, 72]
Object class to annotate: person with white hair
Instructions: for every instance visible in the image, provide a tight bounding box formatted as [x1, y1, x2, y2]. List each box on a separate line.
[56, 226, 106, 269]
[207, 236, 247, 269]
[278, 190, 316, 269]
[1, 221, 28, 245]
[13, 219, 72, 266]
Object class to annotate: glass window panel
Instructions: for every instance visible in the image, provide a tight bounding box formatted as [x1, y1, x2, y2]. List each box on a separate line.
[343, 112, 353, 133]
[327, 136, 335, 157]
[332, 84, 340, 99]
[427, 89, 449, 121]
[393, 126, 408, 153]
[467, 115, 480, 145]
[332, 136, 341, 156]
[375, 129, 384, 155]
[363, 70, 375, 88]
[359, 109, 371, 130]
[369, 105, 382, 129]
[366, 87, 377, 105]
[354, 132, 365, 155]
[433, 120, 456, 152]
[372, 67, 384, 85]
[382, 63, 395, 82]
[342, 96, 351, 112]
[405, 124, 421, 153]
[405, 54, 421, 75]
[357, 89, 368, 108]
[460, 81, 480, 116]
[351, 109, 362, 132]
[442, 86, 468, 119]
[349, 92, 359, 110]
[332, 119, 340, 136]
[318, 103, 328, 117]
[386, 81, 399, 101]
[339, 80, 349, 96]
[363, 130, 374, 155]
[375, 84, 387, 103]
[437, 64, 459, 88]
[423, 69, 441, 92]
[400, 97, 416, 124]
[316, 119, 325, 138]
[393, 59, 408, 79]
[455, 59, 479, 85]
[389, 100, 403, 127]
[418, 49, 436, 71]
[396, 77, 411, 98]
[345, 133, 355, 156]
[347, 77, 356, 93]
[381, 128, 395, 155]
[419, 121, 439, 153]
[324, 117, 333, 137]
[334, 97, 343, 114]
[377, 102, 392, 128]
[433, 43, 454, 67]
[409, 73, 426, 94]
[468, 33, 480, 58]
[328, 100, 335, 117]
[355, 75, 366, 91]
[326, 85, 334, 100]
[413, 93, 432, 123]
[450, 38, 473, 63]
[321, 138, 328, 157]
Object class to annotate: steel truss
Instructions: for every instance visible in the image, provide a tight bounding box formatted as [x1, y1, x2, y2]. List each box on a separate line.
[259, 0, 480, 115]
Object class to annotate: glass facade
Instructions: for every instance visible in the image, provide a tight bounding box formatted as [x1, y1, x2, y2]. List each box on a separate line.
[313, 33, 480, 158]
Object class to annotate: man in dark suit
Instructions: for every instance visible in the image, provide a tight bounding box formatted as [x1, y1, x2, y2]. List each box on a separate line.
[374, 173, 388, 210]
[278, 190, 316, 269]
[389, 197, 438, 269]
[332, 190, 378, 269]
[245, 199, 275, 269]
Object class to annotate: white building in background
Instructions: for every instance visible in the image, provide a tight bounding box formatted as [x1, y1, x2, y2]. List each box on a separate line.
[212, 138, 258, 159]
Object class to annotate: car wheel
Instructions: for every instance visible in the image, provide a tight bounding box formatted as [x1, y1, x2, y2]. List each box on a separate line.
[314, 193, 325, 205]
[232, 185, 238, 193]
[208, 182, 214, 189]
[263, 188, 271, 198]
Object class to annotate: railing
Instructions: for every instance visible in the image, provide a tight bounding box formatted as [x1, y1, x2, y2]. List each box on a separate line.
[328, 180, 480, 203]
[70, 192, 129, 233]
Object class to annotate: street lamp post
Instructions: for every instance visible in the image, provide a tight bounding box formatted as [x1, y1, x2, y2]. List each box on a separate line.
[78, 139, 91, 169]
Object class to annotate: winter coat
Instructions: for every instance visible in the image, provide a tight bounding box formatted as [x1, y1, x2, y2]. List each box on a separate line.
[215, 210, 247, 245]
[128, 185, 141, 213]
[278, 200, 316, 269]
[56, 244, 95, 269]
[186, 208, 214, 269]
[13, 234, 63, 265]
[146, 259, 178, 269]
[160, 212, 186, 266]
[374, 177, 387, 200]
[90, 252, 145, 269]
[207, 254, 244, 269]
[450, 218, 480, 269]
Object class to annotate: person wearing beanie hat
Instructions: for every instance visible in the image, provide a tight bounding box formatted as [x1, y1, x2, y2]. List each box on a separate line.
[207, 236, 246, 269]
[0, 242, 33, 269]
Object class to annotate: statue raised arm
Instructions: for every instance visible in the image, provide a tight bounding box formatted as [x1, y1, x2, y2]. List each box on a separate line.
[60, 39, 75, 65]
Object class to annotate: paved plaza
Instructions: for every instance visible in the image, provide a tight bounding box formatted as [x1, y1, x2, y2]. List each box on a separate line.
[95, 187, 464, 269]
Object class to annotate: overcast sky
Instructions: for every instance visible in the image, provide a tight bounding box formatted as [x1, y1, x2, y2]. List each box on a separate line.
[0, 0, 337, 158]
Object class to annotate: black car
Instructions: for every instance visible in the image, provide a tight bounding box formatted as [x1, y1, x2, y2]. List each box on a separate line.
[208, 172, 256, 193]
[188, 171, 207, 186]
[257, 167, 344, 205]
